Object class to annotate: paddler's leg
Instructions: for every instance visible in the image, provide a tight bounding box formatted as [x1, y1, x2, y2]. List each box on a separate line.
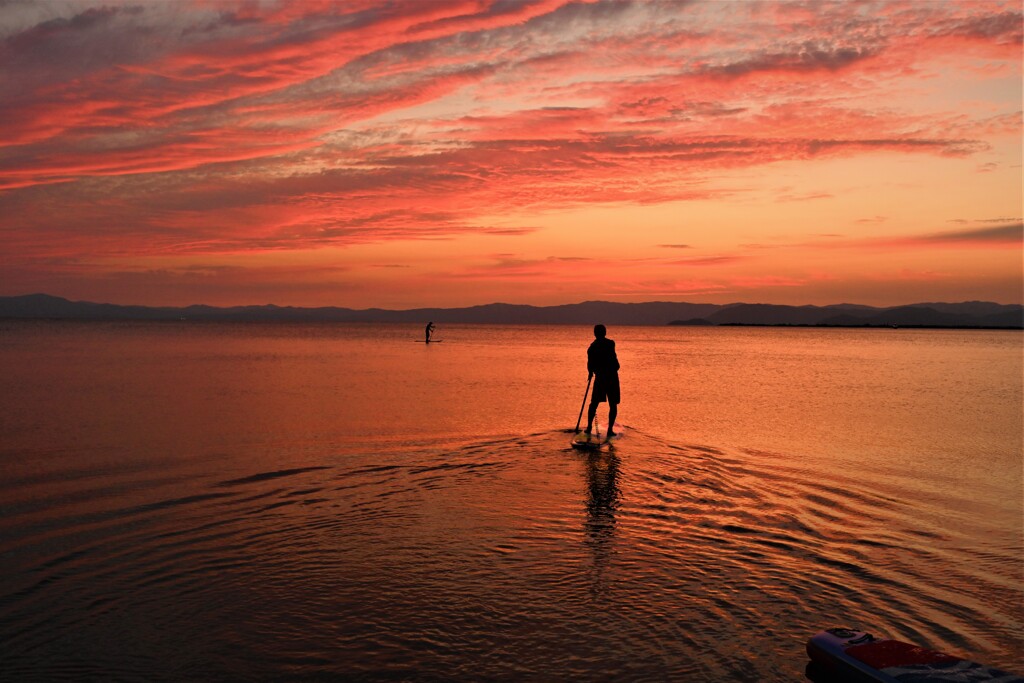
[607, 404, 617, 436]
[585, 401, 597, 434]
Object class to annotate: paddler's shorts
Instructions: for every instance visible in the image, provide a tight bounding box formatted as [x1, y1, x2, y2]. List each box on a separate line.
[591, 373, 620, 405]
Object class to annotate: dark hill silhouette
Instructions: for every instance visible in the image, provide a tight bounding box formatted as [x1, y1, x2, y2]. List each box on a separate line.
[980, 310, 1024, 327]
[819, 306, 975, 327]
[705, 303, 879, 326]
[0, 294, 1020, 328]
[0, 295, 724, 326]
[914, 301, 1022, 317]
[821, 306, 1024, 328]
[669, 318, 714, 326]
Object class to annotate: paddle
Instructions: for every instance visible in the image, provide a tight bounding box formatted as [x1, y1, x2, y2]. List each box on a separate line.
[573, 374, 592, 432]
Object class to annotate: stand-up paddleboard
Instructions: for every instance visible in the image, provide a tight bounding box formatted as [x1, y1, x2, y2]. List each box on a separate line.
[415, 339, 443, 343]
[570, 428, 624, 450]
[806, 627, 1023, 683]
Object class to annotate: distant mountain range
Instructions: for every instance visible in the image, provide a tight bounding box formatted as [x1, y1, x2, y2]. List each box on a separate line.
[1, 294, 1021, 328]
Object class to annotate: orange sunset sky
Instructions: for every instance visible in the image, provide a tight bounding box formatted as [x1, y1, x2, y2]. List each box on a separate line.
[1, 0, 1021, 309]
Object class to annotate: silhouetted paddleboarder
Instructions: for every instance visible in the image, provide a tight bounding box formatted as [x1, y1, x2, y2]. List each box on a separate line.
[425, 321, 435, 344]
[585, 324, 620, 436]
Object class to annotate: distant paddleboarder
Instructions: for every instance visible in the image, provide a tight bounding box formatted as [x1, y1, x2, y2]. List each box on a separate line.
[585, 324, 620, 436]
[425, 321, 435, 344]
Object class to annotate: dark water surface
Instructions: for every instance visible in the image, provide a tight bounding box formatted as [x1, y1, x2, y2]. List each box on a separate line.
[1, 321, 1021, 680]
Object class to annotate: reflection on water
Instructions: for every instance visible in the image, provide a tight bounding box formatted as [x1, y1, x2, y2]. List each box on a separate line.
[583, 451, 620, 603]
[0, 321, 1020, 680]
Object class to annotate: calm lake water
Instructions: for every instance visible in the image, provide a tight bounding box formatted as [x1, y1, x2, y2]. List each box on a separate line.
[0, 321, 1021, 681]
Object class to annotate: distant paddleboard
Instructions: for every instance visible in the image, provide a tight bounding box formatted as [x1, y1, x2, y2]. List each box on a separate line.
[415, 340, 443, 343]
[806, 628, 1023, 682]
[570, 429, 623, 450]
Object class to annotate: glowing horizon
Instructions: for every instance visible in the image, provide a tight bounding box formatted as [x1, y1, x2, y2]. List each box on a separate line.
[1, 0, 1021, 308]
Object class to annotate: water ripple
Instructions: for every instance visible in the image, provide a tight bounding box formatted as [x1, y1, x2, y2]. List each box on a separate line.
[0, 430, 1020, 681]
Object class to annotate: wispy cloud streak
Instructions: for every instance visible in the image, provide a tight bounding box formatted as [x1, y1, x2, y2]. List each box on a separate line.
[0, 0, 1019, 305]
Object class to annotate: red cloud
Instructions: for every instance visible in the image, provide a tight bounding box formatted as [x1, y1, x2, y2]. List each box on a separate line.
[0, 0, 1019, 306]
[800, 224, 1023, 252]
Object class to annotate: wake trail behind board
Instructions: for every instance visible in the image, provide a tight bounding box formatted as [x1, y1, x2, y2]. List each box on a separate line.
[570, 427, 624, 450]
